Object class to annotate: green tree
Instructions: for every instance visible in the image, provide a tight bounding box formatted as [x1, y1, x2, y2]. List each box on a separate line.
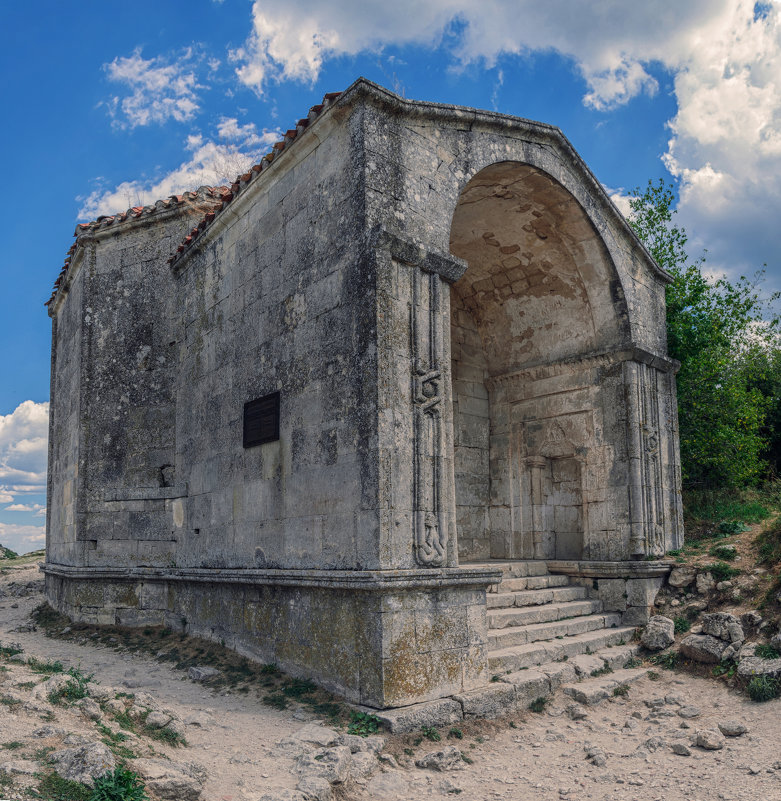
[628, 180, 780, 488]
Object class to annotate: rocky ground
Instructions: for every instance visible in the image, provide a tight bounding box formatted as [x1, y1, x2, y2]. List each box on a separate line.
[0, 562, 780, 801]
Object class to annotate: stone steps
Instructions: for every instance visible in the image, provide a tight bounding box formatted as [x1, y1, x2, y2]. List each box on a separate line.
[488, 612, 623, 650]
[488, 599, 603, 629]
[486, 585, 587, 610]
[371, 641, 644, 732]
[496, 574, 571, 592]
[489, 625, 636, 673]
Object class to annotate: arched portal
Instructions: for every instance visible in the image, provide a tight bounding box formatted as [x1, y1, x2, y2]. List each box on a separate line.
[448, 162, 630, 561]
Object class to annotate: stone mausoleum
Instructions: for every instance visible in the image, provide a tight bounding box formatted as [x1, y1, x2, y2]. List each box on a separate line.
[45, 79, 682, 714]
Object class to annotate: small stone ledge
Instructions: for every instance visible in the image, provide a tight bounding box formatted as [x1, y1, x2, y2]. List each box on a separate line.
[41, 563, 503, 592]
[366, 698, 463, 734]
[547, 560, 672, 579]
[453, 683, 516, 719]
[103, 486, 188, 502]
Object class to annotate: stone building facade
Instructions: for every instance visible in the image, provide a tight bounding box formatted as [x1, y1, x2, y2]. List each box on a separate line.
[45, 79, 682, 711]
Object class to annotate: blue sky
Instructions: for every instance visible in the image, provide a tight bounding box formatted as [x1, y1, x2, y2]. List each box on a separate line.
[1, 0, 780, 554]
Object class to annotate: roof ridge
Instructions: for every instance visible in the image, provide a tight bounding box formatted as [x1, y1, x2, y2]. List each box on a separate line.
[167, 89, 343, 268]
[46, 185, 230, 307]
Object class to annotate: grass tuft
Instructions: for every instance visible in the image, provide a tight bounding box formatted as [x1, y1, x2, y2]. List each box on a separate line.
[746, 673, 781, 702]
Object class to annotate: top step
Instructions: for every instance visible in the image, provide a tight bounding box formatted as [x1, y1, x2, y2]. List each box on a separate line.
[465, 560, 551, 579]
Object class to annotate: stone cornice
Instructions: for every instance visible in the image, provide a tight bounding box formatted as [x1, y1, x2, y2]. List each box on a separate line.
[42, 563, 503, 591]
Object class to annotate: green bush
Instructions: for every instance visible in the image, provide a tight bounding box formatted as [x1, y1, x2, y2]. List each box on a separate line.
[746, 673, 781, 702]
[673, 616, 691, 634]
[529, 697, 548, 713]
[32, 772, 91, 801]
[89, 767, 148, 801]
[28, 657, 65, 674]
[709, 544, 737, 561]
[757, 519, 781, 566]
[347, 711, 381, 737]
[49, 667, 93, 705]
[421, 726, 441, 742]
[706, 562, 740, 582]
[649, 650, 679, 670]
[754, 644, 781, 660]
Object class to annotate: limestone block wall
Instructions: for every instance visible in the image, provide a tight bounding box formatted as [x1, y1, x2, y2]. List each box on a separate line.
[47, 197, 224, 569]
[44, 565, 496, 708]
[171, 104, 377, 571]
[450, 291, 490, 562]
[47, 258, 85, 566]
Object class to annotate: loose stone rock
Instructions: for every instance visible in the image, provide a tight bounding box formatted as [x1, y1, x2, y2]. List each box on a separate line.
[78, 697, 102, 721]
[677, 706, 701, 719]
[415, 746, 466, 772]
[295, 746, 352, 784]
[696, 572, 716, 594]
[349, 751, 379, 779]
[145, 711, 173, 729]
[49, 742, 116, 785]
[566, 703, 587, 720]
[718, 721, 748, 737]
[133, 759, 204, 801]
[694, 729, 725, 750]
[641, 616, 675, 651]
[584, 745, 607, 767]
[702, 612, 744, 644]
[668, 567, 697, 588]
[187, 666, 220, 682]
[296, 776, 332, 801]
[680, 634, 727, 663]
[671, 742, 691, 756]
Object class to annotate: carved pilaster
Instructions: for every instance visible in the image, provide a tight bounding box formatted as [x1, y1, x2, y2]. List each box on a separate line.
[411, 268, 448, 567]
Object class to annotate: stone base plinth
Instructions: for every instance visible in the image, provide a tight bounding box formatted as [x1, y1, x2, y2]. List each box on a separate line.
[546, 560, 672, 625]
[43, 564, 501, 709]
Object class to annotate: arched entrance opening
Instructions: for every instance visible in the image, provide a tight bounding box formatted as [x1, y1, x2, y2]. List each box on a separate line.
[448, 162, 630, 561]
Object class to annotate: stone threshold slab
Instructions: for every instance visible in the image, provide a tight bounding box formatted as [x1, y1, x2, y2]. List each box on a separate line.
[546, 560, 673, 579]
[41, 563, 503, 591]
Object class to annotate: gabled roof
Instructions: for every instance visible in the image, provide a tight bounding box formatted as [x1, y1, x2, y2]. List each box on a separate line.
[48, 87, 344, 308]
[167, 91, 343, 268]
[46, 187, 230, 307]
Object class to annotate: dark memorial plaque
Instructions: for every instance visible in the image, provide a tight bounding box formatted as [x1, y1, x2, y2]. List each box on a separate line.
[243, 392, 280, 447]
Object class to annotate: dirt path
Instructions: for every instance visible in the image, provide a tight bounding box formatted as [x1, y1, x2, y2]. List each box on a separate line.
[1, 563, 780, 801]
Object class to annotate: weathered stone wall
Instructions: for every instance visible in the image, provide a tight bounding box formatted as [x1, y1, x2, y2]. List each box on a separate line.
[359, 83, 682, 561]
[47, 197, 223, 569]
[44, 565, 495, 708]
[47, 254, 86, 566]
[171, 104, 377, 570]
[450, 291, 490, 562]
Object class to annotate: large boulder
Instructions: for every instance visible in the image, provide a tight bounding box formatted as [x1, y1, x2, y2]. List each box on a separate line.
[133, 759, 204, 801]
[641, 616, 675, 651]
[668, 567, 697, 588]
[736, 657, 781, 680]
[49, 742, 115, 786]
[701, 612, 744, 644]
[679, 634, 727, 663]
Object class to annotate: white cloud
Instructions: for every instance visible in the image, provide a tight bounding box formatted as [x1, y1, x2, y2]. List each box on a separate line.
[104, 48, 204, 128]
[231, 0, 781, 284]
[0, 402, 48, 499]
[0, 522, 45, 556]
[4, 503, 45, 514]
[231, 0, 713, 106]
[79, 121, 280, 219]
